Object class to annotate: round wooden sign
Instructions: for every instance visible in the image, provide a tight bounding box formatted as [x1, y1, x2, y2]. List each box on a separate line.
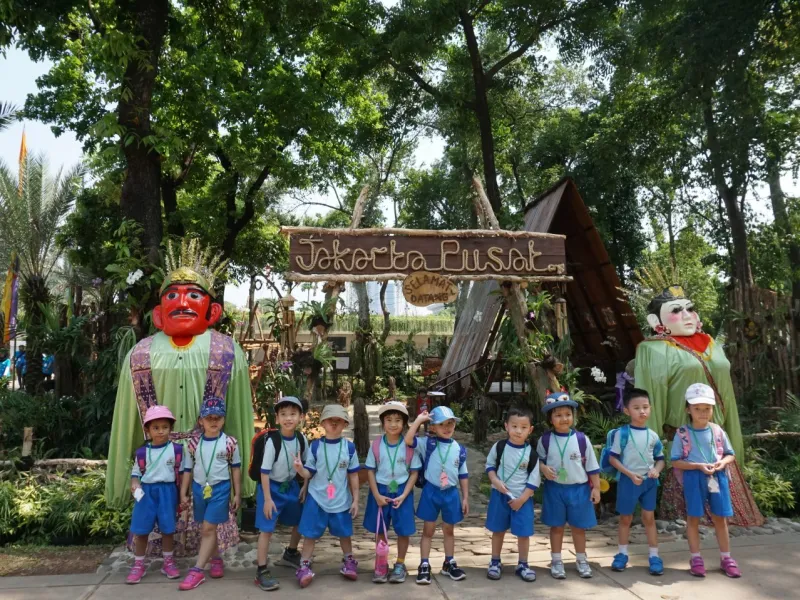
[402, 271, 458, 307]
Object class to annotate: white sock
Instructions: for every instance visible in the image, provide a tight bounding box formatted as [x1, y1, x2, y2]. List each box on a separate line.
[134, 555, 145, 562]
[721, 551, 731, 559]
[576, 552, 587, 562]
[691, 552, 702, 559]
[163, 551, 173, 558]
[649, 548, 659, 558]
[551, 552, 562, 563]
[618, 545, 629, 556]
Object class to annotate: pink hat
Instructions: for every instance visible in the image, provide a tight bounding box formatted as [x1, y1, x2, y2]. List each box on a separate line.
[143, 405, 177, 426]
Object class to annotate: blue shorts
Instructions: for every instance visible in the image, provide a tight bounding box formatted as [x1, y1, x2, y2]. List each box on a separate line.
[541, 482, 597, 529]
[192, 480, 231, 525]
[683, 469, 733, 518]
[298, 493, 353, 539]
[415, 484, 463, 525]
[616, 474, 659, 515]
[131, 482, 178, 535]
[485, 489, 534, 537]
[363, 483, 416, 537]
[255, 479, 303, 533]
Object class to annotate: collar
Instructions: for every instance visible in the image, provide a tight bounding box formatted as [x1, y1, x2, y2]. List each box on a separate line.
[383, 435, 403, 447]
[148, 441, 169, 449]
[323, 437, 342, 444]
[553, 429, 573, 437]
[688, 425, 710, 432]
[506, 440, 527, 449]
[435, 437, 454, 444]
[630, 425, 648, 431]
[281, 434, 297, 441]
[202, 434, 222, 441]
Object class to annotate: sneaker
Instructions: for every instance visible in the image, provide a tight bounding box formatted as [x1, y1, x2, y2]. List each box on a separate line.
[372, 560, 388, 583]
[720, 557, 742, 578]
[178, 567, 206, 591]
[161, 556, 180, 579]
[611, 553, 629, 572]
[388, 563, 407, 583]
[515, 564, 536, 582]
[255, 567, 280, 591]
[550, 560, 566, 579]
[487, 562, 502, 580]
[126, 560, 146, 585]
[441, 559, 466, 581]
[416, 562, 432, 585]
[209, 557, 224, 579]
[649, 556, 664, 576]
[276, 547, 302, 569]
[341, 556, 359, 581]
[689, 556, 706, 577]
[296, 562, 314, 588]
[576, 557, 593, 578]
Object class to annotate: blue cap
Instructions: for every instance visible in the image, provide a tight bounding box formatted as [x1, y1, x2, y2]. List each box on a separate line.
[541, 391, 578, 414]
[200, 396, 226, 418]
[429, 405, 460, 425]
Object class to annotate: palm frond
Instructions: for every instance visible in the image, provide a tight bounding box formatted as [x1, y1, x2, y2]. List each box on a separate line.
[0, 102, 17, 132]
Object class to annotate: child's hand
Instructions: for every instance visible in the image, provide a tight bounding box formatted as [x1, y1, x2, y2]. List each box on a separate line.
[713, 460, 726, 472]
[231, 494, 241, 512]
[130, 481, 141, 495]
[349, 499, 359, 519]
[630, 473, 644, 485]
[392, 494, 407, 508]
[461, 497, 469, 516]
[700, 463, 716, 475]
[293, 452, 304, 473]
[507, 496, 525, 511]
[492, 480, 510, 495]
[647, 468, 660, 479]
[263, 498, 277, 520]
[590, 487, 601, 504]
[415, 411, 431, 424]
[180, 494, 191, 510]
[375, 494, 392, 507]
[540, 465, 557, 481]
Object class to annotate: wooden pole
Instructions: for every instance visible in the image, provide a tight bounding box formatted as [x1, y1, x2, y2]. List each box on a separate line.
[22, 427, 33, 457]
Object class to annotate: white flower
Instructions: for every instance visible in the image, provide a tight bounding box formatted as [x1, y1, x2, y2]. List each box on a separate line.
[591, 366, 607, 384]
[126, 269, 144, 286]
[473, 310, 483, 323]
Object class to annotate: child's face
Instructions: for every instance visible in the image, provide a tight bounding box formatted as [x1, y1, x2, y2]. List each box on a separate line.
[431, 418, 456, 439]
[200, 414, 225, 437]
[624, 396, 651, 425]
[322, 417, 348, 438]
[549, 407, 574, 432]
[146, 419, 173, 445]
[686, 403, 714, 427]
[505, 415, 533, 445]
[276, 405, 302, 433]
[382, 413, 406, 439]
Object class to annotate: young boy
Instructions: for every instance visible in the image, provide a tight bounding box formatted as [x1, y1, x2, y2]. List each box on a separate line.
[405, 406, 469, 585]
[538, 391, 601, 580]
[179, 398, 242, 591]
[254, 396, 309, 591]
[608, 388, 666, 575]
[293, 404, 360, 588]
[485, 406, 539, 582]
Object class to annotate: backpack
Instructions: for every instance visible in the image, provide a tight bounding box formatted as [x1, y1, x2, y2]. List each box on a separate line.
[673, 423, 726, 485]
[309, 437, 357, 473]
[135, 442, 184, 495]
[417, 437, 466, 489]
[540, 430, 588, 467]
[494, 440, 537, 476]
[599, 425, 631, 478]
[371, 437, 415, 474]
[249, 429, 307, 483]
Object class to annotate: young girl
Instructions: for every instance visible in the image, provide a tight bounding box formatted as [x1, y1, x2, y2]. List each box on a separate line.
[127, 405, 182, 584]
[671, 383, 741, 578]
[293, 404, 360, 588]
[179, 398, 242, 591]
[364, 401, 421, 583]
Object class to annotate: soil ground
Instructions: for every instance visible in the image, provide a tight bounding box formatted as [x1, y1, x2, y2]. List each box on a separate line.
[0, 545, 115, 577]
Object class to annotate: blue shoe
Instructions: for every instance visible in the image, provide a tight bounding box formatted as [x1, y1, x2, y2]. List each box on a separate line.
[649, 556, 664, 576]
[611, 553, 628, 572]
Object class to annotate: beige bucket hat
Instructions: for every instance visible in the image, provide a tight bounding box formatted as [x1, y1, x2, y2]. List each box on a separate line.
[320, 404, 351, 424]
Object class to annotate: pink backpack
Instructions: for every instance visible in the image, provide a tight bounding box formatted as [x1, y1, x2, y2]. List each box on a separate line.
[371, 437, 415, 472]
[672, 423, 726, 485]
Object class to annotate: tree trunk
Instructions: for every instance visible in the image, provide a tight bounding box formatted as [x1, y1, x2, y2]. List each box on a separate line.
[379, 281, 391, 344]
[767, 159, 800, 330]
[353, 395, 370, 459]
[161, 175, 186, 237]
[459, 10, 502, 215]
[117, 0, 170, 264]
[354, 282, 375, 396]
[54, 353, 74, 399]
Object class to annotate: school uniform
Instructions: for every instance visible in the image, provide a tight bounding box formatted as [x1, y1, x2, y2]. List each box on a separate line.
[130, 442, 179, 535]
[611, 426, 664, 515]
[298, 437, 360, 539]
[363, 436, 422, 537]
[671, 425, 734, 518]
[412, 436, 468, 525]
[537, 430, 600, 529]
[181, 433, 241, 525]
[484, 441, 540, 537]
[256, 433, 309, 533]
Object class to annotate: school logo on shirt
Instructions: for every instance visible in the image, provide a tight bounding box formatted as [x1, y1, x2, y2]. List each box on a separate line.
[339, 459, 348, 469]
[452, 457, 460, 467]
[216, 451, 228, 460]
[520, 461, 528, 470]
[569, 451, 581, 461]
[166, 458, 174, 467]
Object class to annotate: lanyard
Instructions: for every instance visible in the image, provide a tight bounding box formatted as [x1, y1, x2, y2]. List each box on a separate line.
[281, 437, 296, 474]
[627, 428, 651, 466]
[690, 428, 716, 464]
[501, 444, 528, 484]
[383, 436, 401, 477]
[553, 431, 573, 468]
[199, 436, 220, 483]
[147, 443, 171, 473]
[436, 440, 454, 473]
[323, 438, 343, 482]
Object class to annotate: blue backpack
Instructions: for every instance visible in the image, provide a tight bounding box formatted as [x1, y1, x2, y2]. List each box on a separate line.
[417, 436, 466, 488]
[599, 425, 631, 479]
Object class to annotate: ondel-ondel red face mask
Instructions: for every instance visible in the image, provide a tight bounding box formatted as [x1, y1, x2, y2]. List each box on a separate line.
[152, 284, 222, 339]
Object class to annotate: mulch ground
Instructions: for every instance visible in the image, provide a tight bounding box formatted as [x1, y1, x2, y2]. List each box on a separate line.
[0, 544, 115, 577]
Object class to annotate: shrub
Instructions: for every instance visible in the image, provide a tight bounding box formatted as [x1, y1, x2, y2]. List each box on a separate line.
[743, 459, 796, 516]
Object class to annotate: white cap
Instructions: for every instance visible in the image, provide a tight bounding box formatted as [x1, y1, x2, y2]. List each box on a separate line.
[685, 383, 715, 405]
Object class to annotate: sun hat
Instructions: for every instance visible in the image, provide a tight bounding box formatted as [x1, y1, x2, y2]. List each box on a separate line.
[685, 383, 716, 405]
[541, 390, 578, 414]
[320, 403, 351, 424]
[143, 405, 176, 426]
[378, 401, 409, 419]
[275, 396, 304, 412]
[199, 397, 227, 418]
[429, 405, 460, 425]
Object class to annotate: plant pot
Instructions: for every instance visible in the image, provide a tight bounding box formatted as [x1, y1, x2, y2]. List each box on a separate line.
[240, 507, 257, 533]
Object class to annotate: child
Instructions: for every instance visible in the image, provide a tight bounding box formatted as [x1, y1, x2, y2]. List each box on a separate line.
[405, 406, 469, 585]
[608, 388, 666, 575]
[254, 396, 309, 591]
[178, 397, 242, 591]
[127, 405, 182, 584]
[671, 383, 741, 578]
[484, 405, 539, 582]
[364, 401, 421, 583]
[293, 404, 360, 588]
[538, 391, 601, 580]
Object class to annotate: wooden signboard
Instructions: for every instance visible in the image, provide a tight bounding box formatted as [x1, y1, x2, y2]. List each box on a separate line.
[403, 271, 458, 306]
[283, 227, 567, 283]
